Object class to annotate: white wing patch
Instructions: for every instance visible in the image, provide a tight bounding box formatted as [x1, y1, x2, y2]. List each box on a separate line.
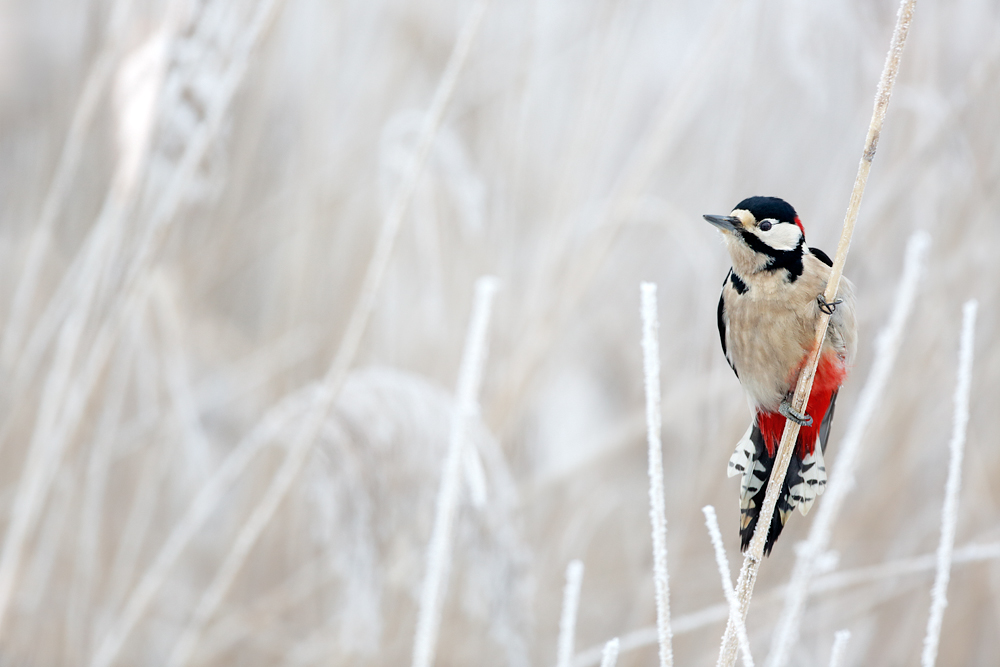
[727, 424, 754, 478]
[788, 446, 827, 516]
[729, 424, 768, 529]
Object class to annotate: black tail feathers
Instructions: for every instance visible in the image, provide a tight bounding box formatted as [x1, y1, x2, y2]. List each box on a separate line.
[738, 423, 807, 556]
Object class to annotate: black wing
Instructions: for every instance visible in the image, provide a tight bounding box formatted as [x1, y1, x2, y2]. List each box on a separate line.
[718, 271, 738, 378]
[817, 390, 838, 454]
[810, 247, 834, 267]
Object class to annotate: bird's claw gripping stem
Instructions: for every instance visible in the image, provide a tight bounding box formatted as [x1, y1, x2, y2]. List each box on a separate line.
[779, 399, 813, 427]
[817, 294, 842, 315]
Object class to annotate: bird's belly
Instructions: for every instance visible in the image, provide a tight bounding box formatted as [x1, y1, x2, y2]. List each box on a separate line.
[727, 300, 813, 410]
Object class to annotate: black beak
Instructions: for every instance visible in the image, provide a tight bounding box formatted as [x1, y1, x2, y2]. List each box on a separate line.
[703, 214, 742, 232]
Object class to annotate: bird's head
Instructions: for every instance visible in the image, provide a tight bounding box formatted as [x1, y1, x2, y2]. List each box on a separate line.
[703, 196, 806, 276]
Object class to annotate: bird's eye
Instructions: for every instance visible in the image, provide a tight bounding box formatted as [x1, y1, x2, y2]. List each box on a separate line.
[759, 220, 772, 231]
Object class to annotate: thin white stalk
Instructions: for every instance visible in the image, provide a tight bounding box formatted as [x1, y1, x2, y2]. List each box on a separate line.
[0, 197, 125, 637]
[161, 3, 490, 662]
[640, 282, 674, 667]
[152, 277, 213, 479]
[106, 431, 166, 609]
[557, 560, 586, 667]
[18, 468, 75, 616]
[66, 323, 136, 659]
[703, 506, 753, 667]
[828, 630, 851, 667]
[462, 446, 489, 509]
[720, 2, 917, 663]
[599, 638, 620, 667]
[103, 314, 163, 613]
[767, 231, 930, 667]
[921, 300, 977, 667]
[411, 276, 500, 667]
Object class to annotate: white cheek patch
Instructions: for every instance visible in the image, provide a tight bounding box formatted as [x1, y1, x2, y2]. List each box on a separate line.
[759, 221, 802, 251]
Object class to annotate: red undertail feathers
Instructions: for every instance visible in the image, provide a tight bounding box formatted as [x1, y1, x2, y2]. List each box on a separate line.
[756, 352, 847, 457]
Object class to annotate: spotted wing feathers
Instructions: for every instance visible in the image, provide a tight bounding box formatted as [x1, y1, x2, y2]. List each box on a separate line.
[788, 445, 827, 516]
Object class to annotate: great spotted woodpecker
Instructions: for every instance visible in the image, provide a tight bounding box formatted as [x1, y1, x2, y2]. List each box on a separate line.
[704, 196, 857, 554]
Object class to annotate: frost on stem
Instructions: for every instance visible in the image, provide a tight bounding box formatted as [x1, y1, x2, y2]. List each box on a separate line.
[557, 560, 585, 667]
[640, 282, 674, 667]
[921, 300, 977, 667]
[703, 506, 754, 667]
[599, 638, 620, 667]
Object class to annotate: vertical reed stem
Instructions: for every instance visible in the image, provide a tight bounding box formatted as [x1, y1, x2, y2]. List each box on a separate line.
[641, 282, 674, 667]
[719, 2, 917, 664]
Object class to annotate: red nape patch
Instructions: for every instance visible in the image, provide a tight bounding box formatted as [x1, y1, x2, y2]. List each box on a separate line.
[794, 216, 805, 238]
[756, 353, 848, 458]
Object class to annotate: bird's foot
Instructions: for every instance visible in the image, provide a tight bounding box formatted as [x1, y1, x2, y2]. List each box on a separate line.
[779, 399, 813, 427]
[817, 294, 843, 315]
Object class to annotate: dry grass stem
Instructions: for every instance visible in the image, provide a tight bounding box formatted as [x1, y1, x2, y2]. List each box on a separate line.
[411, 276, 500, 667]
[702, 506, 753, 667]
[599, 638, 620, 667]
[828, 630, 851, 667]
[640, 282, 674, 667]
[921, 300, 978, 667]
[557, 560, 586, 667]
[719, 1, 918, 663]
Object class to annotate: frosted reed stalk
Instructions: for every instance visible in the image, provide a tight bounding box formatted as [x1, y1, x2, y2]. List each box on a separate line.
[921, 300, 977, 667]
[640, 282, 674, 667]
[719, 2, 916, 663]
[828, 630, 851, 667]
[599, 638, 620, 667]
[703, 506, 753, 667]
[767, 231, 929, 667]
[556, 560, 586, 667]
[411, 276, 500, 667]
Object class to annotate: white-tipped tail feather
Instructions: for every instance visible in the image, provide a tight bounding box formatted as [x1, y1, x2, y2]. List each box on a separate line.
[789, 446, 827, 516]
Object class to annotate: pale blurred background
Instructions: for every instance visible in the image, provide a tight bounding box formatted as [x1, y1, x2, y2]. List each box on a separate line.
[0, 0, 998, 664]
